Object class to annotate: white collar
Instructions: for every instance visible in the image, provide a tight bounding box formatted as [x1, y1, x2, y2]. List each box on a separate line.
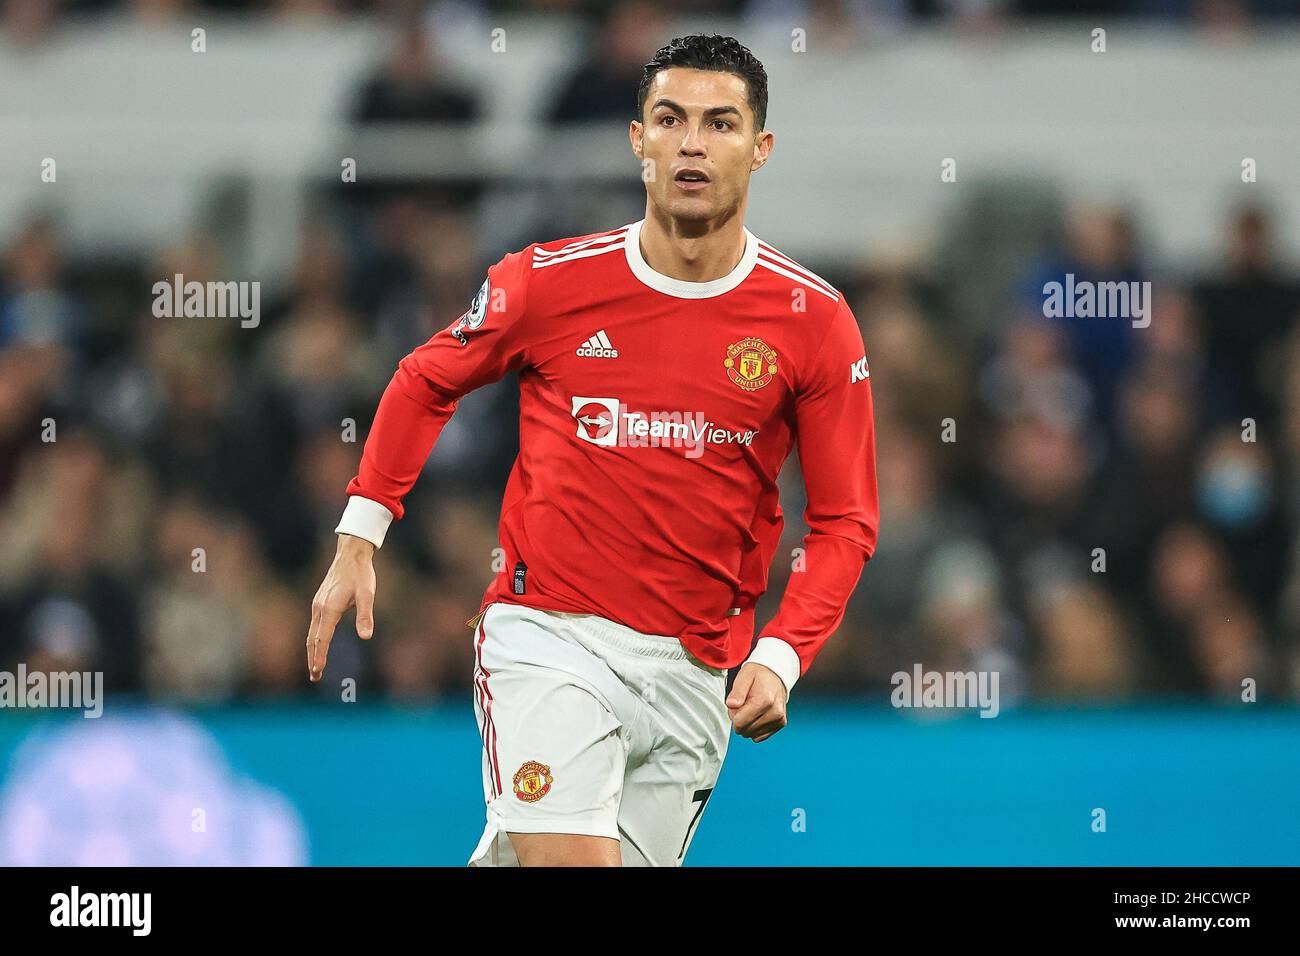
[623, 218, 759, 299]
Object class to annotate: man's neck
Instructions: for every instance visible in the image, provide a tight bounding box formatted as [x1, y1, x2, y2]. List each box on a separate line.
[638, 206, 747, 283]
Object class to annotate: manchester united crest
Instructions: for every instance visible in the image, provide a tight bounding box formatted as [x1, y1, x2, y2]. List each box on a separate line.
[513, 760, 553, 802]
[724, 337, 778, 391]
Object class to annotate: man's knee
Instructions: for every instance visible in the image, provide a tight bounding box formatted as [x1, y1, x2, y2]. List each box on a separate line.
[508, 832, 621, 866]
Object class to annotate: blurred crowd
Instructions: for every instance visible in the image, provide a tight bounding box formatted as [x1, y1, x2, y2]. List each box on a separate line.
[5, 0, 1300, 52]
[1, 8, 1298, 708]
[823, 201, 1300, 704]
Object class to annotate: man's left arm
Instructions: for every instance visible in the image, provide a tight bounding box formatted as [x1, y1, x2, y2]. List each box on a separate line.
[727, 296, 879, 740]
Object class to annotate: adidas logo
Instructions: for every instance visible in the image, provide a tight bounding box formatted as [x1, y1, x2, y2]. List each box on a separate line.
[575, 330, 619, 359]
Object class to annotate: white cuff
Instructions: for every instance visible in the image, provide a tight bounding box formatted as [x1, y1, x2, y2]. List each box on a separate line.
[745, 637, 801, 697]
[334, 496, 394, 549]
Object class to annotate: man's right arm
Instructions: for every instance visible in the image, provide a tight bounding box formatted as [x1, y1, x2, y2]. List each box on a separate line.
[308, 246, 534, 681]
[335, 245, 535, 547]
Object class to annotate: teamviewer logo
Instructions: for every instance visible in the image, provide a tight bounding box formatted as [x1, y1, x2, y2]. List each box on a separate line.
[572, 396, 619, 446]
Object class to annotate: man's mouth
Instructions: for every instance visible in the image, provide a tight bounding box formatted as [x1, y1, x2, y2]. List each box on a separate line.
[674, 169, 711, 191]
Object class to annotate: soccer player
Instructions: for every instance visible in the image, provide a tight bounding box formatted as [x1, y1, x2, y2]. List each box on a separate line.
[306, 34, 878, 866]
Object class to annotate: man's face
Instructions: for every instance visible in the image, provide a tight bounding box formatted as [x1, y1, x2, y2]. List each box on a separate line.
[631, 67, 773, 224]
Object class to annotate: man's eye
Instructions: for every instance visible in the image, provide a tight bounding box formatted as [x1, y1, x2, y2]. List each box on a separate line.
[661, 116, 677, 126]
[712, 121, 730, 131]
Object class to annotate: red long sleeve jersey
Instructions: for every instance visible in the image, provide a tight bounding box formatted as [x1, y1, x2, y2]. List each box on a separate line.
[341, 219, 878, 679]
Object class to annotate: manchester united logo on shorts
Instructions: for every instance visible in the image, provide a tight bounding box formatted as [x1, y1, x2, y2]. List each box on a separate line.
[724, 337, 778, 391]
[513, 760, 553, 802]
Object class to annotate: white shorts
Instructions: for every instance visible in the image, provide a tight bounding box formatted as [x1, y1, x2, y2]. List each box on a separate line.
[467, 600, 731, 867]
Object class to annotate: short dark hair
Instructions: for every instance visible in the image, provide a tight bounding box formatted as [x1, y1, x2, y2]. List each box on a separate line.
[637, 34, 769, 132]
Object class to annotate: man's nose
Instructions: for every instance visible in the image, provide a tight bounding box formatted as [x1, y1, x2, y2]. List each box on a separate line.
[679, 122, 706, 155]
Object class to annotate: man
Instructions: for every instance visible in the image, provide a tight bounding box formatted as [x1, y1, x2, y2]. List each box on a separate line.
[307, 34, 878, 866]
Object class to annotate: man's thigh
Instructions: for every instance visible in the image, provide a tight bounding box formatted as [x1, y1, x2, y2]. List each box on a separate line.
[616, 664, 730, 866]
[468, 603, 636, 867]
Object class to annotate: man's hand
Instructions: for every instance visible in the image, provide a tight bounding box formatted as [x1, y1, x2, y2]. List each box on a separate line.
[726, 662, 788, 742]
[307, 534, 377, 682]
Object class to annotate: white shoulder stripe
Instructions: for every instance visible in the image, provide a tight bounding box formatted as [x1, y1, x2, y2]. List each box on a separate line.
[533, 230, 629, 260]
[755, 255, 840, 301]
[532, 240, 626, 269]
[756, 243, 838, 298]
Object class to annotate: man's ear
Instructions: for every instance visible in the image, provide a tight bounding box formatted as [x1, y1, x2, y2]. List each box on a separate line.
[751, 129, 774, 173]
[629, 120, 643, 160]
